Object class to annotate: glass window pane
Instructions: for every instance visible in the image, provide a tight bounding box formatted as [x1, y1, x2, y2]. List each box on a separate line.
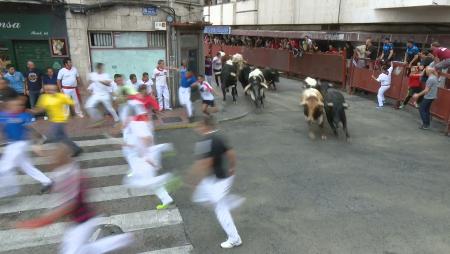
[114, 32, 148, 48]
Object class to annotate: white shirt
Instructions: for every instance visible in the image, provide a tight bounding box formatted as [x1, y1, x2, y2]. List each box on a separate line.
[138, 79, 154, 94]
[57, 67, 79, 87]
[152, 68, 168, 87]
[127, 80, 140, 91]
[212, 56, 222, 70]
[199, 81, 214, 101]
[88, 72, 112, 95]
[376, 73, 391, 86]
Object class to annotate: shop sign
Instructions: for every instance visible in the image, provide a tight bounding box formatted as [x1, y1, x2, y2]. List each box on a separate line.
[204, 26, 231, 35]
[0, 14, 51, 39]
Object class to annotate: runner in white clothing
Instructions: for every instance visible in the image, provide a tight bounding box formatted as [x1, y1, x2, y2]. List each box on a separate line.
[195, 74, 218, 116]
[57, 58, 84, 117]
[85, 63, 119, 126]
[152, 60, 171, 111]
[372, 64, 394, 108]
[138, 72, 154, 95]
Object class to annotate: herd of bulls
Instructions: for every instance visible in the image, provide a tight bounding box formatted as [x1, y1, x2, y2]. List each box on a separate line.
[218, 52, 349, 141]
[301, 77, 350, 141]
[219, 52, 279, 107]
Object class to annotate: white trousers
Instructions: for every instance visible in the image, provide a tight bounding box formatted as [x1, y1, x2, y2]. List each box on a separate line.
[156, 85, 171, 110]
[0, 141, 52, 198]
[123, 143, 174, 205]
[377, 85, 390, 107]
[85, 93, 119, 122]
[62, 88, 83, 116]
[178, 87, 192, 117]
[60, 217, 133, 254]
[192, 175, 242, 242]
[206, 75, 213, 87]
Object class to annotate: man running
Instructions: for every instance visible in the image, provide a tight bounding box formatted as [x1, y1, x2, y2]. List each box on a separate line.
[16, 143, 133, 254]
[85, 63, 119, 127]
[179, 69, 197, 122]
[190, 116, 244, 249]
[0, 95, 53, 198]
[33, 84, 83, 156]
[57, 58, 84, 118]
[212, 52, 223, 87]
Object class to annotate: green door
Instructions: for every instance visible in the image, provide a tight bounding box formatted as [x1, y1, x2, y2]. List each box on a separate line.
[13, 40, 62, 73]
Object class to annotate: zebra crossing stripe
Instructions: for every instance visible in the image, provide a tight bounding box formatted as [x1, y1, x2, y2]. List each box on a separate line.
[0, 138, 123, 153]
[0, 209, 183, 252]
[16, 165, 128, 186]
[0, 184, 160, 215]
[33, 150, 124, 166]
[138, 245, 194, 254]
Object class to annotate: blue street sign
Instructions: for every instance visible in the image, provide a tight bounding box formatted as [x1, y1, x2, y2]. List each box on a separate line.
[143, 7, 158, 16]
[204, 26, 231, 35]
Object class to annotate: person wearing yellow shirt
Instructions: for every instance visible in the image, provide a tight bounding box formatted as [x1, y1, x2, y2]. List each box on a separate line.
[32, 84, 83, 157]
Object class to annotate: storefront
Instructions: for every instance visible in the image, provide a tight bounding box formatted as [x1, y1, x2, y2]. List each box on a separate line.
[0, 3, 68, 73]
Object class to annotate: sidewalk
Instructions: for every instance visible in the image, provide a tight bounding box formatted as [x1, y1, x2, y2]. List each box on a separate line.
[30, 94, 251, 137]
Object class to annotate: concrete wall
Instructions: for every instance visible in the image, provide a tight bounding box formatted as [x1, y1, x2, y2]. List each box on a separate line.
[204, 0, 450, 26]
[65, 2, 202, 82]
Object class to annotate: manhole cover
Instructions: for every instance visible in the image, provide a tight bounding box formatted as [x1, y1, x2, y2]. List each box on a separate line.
[161, 116, 183, 123]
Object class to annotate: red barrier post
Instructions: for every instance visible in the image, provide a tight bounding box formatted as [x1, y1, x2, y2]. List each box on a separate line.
[430, 87, 450, 135]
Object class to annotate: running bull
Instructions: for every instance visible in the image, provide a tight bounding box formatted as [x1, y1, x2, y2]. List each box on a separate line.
[220, 55, 239, 103]
[246, 69, 268, 108]
[321, 82, 350, 140]
[262, 68, 280, 90]
[300, 87, 326, 140]
[303, 77, 350, 140]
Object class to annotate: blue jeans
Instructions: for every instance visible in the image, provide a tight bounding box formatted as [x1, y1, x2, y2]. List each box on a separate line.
[28, 91, 41, 108]
[47, 123, 81, 154]
[419, 98, 434, 127]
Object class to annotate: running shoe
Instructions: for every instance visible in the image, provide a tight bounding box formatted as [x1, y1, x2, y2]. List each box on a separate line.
[220, 238, 242, 249]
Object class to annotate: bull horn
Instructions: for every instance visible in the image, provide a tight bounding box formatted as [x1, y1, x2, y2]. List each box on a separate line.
[327, 102, 334, 107]
[343, 103, 349, 109]
[244, 84, 251, 92]
[261, 83, 269, 89]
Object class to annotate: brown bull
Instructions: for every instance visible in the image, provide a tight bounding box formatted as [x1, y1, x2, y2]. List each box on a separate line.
[300, 88, 326, 140]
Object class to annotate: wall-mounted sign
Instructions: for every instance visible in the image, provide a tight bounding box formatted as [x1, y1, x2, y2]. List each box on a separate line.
[143, 7, 158, 16]
[0, 14, 51, 39]
[203, 26, 231, 35]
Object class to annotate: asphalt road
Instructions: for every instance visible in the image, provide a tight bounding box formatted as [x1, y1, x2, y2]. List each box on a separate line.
[157, 77, 450, 254]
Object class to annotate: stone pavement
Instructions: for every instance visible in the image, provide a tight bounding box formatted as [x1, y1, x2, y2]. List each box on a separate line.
[30, 94, 251, 137]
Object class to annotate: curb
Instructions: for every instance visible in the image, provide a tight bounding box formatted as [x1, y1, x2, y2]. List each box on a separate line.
[154, 111, 250, 131]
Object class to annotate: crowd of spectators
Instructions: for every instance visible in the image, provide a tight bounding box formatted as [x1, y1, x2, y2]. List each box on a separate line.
[204, 34, 345, 55]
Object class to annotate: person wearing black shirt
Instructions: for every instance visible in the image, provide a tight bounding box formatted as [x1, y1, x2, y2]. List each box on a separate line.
[191, 116, 244, 249]
[24, 61, 42, 108]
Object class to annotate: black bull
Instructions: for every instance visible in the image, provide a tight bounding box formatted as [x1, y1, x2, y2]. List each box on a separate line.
[324, 88, 350, 139]
[247, 73, 266, 108]
[239, 65, 279, 91]
[220, 62, 239, 103]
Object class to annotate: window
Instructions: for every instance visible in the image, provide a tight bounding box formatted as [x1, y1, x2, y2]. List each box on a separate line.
[114, 32, 148, 48]
[149, 32, 166, 48]
[89, 31, 166, 49]
[90, 32, 113, 48]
